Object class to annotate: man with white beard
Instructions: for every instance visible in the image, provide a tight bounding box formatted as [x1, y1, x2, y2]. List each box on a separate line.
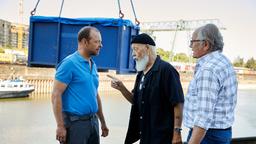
[108, 33, 184, 144]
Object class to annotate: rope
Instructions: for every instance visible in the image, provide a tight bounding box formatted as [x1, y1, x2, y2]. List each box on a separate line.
[130, 0, 140, 25]
[117, 0, 124, 18]
[30, 0, 41, 16]
[59, 0, 65, 17]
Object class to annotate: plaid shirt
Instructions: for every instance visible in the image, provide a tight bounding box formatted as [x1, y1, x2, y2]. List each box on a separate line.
[183, 51, 238, 130]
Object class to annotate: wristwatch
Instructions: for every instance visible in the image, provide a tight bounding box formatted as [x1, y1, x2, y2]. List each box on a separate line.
[174, 127, 182, 133]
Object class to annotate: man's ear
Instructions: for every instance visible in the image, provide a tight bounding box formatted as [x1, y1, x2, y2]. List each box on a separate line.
[145, 45, 151, 54]
[82, 38, 88, 45]
[146, 45, 151, 55]
[203, 41, 210, 52]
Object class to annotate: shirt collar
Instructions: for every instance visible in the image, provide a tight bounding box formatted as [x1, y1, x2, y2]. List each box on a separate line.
[75, 51, 94, 64]
[196, 50, 220, 68]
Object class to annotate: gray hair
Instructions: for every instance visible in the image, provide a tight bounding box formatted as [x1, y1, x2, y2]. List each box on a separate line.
[147, 44, 157, 55]
[196, 24, 224, 52]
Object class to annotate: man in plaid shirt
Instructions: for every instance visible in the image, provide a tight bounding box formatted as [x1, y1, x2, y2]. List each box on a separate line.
[184, 24, 238, 144]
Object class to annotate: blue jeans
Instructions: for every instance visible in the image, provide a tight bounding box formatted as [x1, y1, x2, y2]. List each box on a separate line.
[63, 113, 99, 144]
[187, 128, 232, 144]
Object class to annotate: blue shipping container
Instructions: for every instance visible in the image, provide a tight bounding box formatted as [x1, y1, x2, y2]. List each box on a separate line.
[28, 16, 139, 73]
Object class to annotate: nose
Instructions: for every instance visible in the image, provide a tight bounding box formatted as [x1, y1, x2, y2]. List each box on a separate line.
[132, 52, 137, 59]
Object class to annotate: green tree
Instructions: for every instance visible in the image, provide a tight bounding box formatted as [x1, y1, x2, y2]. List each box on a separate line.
[245, 57, 256, 70]
[157, 48, 172, 62]
[233, 56, 244, 67]
[173, 53, 190, 62]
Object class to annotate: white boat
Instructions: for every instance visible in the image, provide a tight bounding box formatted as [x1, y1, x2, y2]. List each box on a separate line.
[0, 79, 35, 98]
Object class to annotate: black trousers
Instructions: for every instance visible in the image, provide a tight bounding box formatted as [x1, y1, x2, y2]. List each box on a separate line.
[63, 113, 99, 144]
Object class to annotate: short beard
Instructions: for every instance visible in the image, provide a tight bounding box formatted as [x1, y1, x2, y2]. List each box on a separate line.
[90, 51, 98, 56]
[135, 54, 149, 72]
[88, 49, 100, 57]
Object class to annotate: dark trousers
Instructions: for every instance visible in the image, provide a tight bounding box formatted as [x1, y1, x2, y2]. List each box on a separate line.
[63, 113, 99, 144]
[187, 127, 232, 144]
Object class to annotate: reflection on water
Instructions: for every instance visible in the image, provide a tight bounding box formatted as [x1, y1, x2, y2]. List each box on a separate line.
[0, 90, 256, 144]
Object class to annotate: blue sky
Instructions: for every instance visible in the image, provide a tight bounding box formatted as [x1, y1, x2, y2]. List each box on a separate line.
[1, 0, 255, 61]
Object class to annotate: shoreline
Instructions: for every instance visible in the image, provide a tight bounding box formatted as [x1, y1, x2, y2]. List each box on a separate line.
[0, 64, 255, 92]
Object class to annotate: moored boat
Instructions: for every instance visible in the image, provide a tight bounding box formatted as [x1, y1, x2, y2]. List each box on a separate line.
[0, 79, 35, 98]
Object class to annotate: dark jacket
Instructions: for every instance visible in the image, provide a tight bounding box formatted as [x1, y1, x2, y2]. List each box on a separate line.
[125, 56, 184, 144]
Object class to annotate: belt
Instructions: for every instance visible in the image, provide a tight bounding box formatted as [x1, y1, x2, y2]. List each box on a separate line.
[64, 113, 97, 122]
[208, 127, 231, 131]
[190, 127, 231, 132]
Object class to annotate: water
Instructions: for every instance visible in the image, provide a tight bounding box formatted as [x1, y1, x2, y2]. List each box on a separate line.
[0, 89, 256, 144]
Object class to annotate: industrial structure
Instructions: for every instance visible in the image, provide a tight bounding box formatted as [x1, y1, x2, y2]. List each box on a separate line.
[0, 0, 27, 50]
[0, 19, 29, 49]
[140, 19, 226, 32]
[140, 19, 226, 61]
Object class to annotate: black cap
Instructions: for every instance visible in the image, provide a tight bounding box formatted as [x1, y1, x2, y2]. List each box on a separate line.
[131, 33, 156, 46]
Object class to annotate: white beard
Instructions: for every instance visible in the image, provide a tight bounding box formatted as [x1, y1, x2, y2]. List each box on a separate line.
[135, 55, 149, 72]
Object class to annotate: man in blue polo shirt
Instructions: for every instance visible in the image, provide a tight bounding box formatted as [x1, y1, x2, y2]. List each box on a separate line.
[52, 26, 109, 144]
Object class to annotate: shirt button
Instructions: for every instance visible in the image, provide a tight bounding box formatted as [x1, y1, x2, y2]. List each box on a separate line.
[140, 116, 143, 119]
[139, 131, 142, 135]
[141, 101, 144, 104]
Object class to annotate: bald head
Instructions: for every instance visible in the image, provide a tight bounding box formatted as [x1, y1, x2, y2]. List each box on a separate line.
[78, 26, 100, 42]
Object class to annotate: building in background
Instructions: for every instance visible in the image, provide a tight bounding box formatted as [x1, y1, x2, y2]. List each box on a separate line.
[0, 19, 11, 48]
[0, 19, 29, 49]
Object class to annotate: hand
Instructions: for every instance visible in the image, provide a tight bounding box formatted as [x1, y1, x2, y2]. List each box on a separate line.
[101, 123, 109, 137]
[56, 125, 67, 143]
[172, 132, 182, 144]
[107, 75, 124, 91]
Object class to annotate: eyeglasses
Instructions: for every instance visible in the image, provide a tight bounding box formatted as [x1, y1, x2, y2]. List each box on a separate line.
[189, 39, 205, 47]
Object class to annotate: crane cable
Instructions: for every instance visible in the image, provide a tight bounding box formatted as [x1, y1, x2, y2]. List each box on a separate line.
[117, 0, 124, 18]
[59, 0, 65, 17]
[130, 0, 140, 26]
[30, 0, 41, 16]
[31, 0, 140, 26]
[31, 0, 64, 17]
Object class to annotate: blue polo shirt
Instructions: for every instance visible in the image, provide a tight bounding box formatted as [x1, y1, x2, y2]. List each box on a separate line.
[55, 51, 99, 116]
